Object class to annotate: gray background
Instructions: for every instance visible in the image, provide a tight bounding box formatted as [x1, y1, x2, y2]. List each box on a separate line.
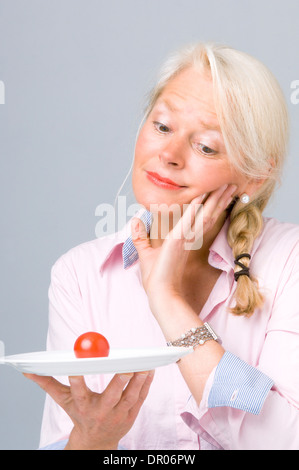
[0, 0, 298, 449]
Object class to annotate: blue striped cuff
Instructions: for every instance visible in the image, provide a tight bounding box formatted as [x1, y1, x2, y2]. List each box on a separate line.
[122, 210, 153, 269]
[208, 351, 274, 415]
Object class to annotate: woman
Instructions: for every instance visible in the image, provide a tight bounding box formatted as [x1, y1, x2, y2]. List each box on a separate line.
[26, 42, 299, 450]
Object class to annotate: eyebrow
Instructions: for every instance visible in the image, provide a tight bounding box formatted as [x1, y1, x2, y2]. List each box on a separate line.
[157, 99, 222, 133]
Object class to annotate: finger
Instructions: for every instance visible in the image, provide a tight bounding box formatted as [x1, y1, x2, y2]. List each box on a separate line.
[171, 195, 206, 252]
[181, 186, 236, 249]
[127, 371, 155, 422]
[117, 370, 155, 412]
[131, 218, 148, 241]
[198, 184, 235, 230]
[68, 375, 92, 404]
[202, 184, 228, 212]
[223, 184, 238, 207]
[100, 373, 135, 409]
[170, 194, 206, 242]
[203, 184, 237, 215]
[134, 370, 155, 403]
[131, 218, 152, 262]
[23, 373, 70, 407]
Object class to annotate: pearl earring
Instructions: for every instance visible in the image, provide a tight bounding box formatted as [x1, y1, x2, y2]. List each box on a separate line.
[240, 193, 250, 204]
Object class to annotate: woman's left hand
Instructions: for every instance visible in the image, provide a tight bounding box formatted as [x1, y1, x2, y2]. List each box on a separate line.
[24, 371, 154, 450]
[131, 184, 236, 310]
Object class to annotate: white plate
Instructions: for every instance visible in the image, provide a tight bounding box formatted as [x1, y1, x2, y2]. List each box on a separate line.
[1, 347, 193, 376]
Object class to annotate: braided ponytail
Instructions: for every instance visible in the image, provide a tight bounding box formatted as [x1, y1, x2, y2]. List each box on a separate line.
[227, 201, 265, 316]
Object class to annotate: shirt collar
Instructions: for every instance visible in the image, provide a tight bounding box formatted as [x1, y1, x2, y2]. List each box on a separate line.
[99, 212, 236, 274]
[208, 217, 235, 271]
[99, 209, 153, 274]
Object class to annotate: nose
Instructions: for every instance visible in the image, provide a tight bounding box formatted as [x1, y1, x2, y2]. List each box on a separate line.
[159, 137, 185, 167]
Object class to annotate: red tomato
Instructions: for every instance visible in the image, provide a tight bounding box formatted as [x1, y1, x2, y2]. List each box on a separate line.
[74, 332, 110, 358]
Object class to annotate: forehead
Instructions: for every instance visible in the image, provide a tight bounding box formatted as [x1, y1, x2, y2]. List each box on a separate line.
[154, 67, 220, 130]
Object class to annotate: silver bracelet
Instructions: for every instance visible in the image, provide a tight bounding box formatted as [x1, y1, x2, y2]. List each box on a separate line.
[167, 322, 219, 348]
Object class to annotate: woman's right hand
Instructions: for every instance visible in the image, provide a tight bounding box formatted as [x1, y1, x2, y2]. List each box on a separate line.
[24, 370, 154, 450]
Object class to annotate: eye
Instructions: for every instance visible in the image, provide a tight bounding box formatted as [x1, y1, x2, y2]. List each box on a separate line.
[196, 143, 217, 156]
[153, 121, 171, 134]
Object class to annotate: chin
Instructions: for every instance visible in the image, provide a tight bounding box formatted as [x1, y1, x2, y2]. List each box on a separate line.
[136, 197, 185, 219]
[133, 180, 191, 213]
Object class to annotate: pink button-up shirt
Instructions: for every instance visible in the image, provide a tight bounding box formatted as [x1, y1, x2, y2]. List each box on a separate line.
[39, 214, 299, 450]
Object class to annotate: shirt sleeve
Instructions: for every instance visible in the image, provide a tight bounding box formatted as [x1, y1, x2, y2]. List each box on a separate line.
[181, 241, 299, 450]
[208, 351, 274, 414]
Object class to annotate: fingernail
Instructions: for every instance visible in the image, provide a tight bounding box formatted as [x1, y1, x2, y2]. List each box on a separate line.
[193, 194, 206, 205]
[229, 185, 238, 194]
[140, 370, 155, 378]
[138, 370, 154, 377]
[131, 219, 140, 240]
[199, 193, 207, 203]
[120, 373, 133, 383]
[135, 370, 155, 382]
[132, 219, 139, 232]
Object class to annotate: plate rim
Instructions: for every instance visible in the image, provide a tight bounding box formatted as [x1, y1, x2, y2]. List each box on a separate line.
[3, 346, 193, 365]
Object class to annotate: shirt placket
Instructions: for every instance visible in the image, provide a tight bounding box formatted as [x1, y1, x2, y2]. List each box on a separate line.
[200, 253, 234, 324]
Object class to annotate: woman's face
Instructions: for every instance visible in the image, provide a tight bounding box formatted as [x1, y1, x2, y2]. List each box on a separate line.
[132, 67, 251, 211]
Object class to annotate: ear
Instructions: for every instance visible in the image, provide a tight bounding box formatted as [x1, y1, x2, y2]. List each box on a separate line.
[245, 178, 266, 198]
[242, 158, 275, 198]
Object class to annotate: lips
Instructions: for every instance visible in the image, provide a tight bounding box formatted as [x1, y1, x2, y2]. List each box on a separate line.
[146, 171, 186, 190]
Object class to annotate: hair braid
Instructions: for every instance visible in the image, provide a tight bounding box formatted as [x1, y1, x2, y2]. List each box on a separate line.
[227, 201, 265, 316]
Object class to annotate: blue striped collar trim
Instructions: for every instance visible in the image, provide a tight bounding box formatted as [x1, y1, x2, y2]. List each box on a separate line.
[122, 210, 153, 269]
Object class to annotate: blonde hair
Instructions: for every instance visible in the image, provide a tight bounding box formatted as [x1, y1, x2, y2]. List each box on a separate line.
[144, 42, 289, 316]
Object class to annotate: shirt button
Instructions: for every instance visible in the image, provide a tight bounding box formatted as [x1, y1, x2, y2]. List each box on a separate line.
[230, 389, 239, 402]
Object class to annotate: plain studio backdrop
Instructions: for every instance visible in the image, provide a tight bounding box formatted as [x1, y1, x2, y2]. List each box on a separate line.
[0, 0, 298, 450]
